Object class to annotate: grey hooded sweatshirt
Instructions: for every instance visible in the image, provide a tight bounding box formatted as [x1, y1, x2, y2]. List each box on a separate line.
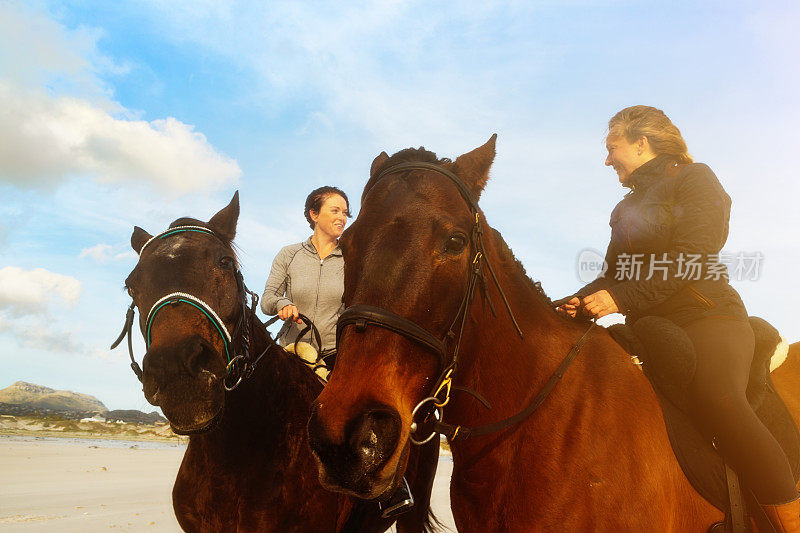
[260, 238, 344, 352]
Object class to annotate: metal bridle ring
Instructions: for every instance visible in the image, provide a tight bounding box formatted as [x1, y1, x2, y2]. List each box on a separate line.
[224, 355, 246, 391]
[225, 354, 246, 374]
[409, 396, 443, 446]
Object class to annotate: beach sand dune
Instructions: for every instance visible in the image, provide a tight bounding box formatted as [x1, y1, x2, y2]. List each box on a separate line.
[0, 437, 455, 532]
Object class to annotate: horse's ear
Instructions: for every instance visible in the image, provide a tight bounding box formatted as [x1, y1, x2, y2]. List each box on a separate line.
[370, 151, 389, 177]
[451, 134, 497, 200]
[208, 191, 240, 242]
[131, 226, 153, 254]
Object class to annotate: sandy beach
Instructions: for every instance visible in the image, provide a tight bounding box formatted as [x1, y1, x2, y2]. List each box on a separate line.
[0, 436, 455, 532]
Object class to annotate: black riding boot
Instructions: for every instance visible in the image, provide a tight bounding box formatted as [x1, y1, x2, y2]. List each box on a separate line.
[378, 477, 414, 519]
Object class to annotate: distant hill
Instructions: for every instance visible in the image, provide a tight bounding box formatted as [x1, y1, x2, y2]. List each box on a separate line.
[0, 382, 168, 424]
[0, 381, 107, 412]
[104, 409, 166, 424]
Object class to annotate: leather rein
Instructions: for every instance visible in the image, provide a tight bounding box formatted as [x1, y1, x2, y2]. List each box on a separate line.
[110, 225, 273, 392]
[336, 162, 595, 443]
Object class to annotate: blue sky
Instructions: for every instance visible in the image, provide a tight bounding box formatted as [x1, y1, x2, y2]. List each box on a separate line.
[1, 0, 798, 410]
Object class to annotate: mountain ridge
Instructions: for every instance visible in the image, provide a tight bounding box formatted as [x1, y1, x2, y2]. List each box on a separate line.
[1, 381, 108, 412]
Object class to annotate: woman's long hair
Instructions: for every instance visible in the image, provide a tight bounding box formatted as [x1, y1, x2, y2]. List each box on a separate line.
[608, 105, 693, 164]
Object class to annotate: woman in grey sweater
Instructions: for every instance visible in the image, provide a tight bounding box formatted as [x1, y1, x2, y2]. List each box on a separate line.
[261, 185, 415, 518]
[261, 186, 350, 362]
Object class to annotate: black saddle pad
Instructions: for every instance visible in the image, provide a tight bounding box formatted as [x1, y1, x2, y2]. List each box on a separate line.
[654, 375, 800, 512]
[607, 319, 800, 513]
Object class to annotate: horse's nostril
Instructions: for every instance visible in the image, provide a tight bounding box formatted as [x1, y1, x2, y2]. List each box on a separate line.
[143, 381, 161, 406]
[184, 339, 217, 377]
[346, 408, 401, 469]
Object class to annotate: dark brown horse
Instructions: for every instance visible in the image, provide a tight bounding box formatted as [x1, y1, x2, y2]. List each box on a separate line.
[307, 137, 800, 531]
[118, 193, 439, 532]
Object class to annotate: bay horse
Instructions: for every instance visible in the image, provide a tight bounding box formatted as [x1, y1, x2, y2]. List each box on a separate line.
[113, 192, 439, 532]
[307, 137, 800, 531]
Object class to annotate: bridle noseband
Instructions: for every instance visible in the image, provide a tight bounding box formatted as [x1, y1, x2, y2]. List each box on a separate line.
[110, 225, 268, 392]
[338, 304, 447, 367]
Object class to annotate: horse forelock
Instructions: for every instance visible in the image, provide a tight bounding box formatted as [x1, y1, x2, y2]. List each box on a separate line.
[169, 216, 205, 229]
[362, 146, 453, 202]
[167, 217, 240, 265]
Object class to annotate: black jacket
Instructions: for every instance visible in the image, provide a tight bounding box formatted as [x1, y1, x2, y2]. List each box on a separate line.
[577, 155, 747, 325]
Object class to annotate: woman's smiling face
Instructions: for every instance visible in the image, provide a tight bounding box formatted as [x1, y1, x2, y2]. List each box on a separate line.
[312, 194, 349, 239]
[605, 131, 645, 184]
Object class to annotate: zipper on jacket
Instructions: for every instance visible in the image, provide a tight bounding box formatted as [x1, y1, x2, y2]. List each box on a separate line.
[311, 258, 323, 349]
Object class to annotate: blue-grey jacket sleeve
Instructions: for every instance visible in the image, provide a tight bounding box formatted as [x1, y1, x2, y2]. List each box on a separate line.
[260, 247, 294, 315]
[608, 164, 731, 315]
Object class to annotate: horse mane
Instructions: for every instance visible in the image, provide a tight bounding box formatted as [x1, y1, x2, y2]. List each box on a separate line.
[490, 228, 551, 304]
[362, 147, 453, 201]
[489, 227, 579, 325]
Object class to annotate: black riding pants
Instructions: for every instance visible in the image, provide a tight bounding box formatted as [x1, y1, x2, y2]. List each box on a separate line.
[683, 317, 798, 504]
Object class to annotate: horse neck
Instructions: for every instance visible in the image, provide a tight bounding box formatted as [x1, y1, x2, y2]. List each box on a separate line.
[193, 316, 322, 453]
[447, 252, 586, 429]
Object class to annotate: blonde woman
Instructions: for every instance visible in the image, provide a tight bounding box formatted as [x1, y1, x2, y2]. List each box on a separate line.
[561, 106, 799, 529]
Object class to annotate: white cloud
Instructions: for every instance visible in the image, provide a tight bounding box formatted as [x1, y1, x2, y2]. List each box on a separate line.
[0, 267, 97, 356]
[79, 244, 137, 263]
[0, 315, 84, 353]
[0, 83, 241, 193]
[0, 2, 241, 194]
[0, 1, 116, 104]
[0, 266, 82, 317]
[89, 348, 126, 363]
[79, 244, 113, 262]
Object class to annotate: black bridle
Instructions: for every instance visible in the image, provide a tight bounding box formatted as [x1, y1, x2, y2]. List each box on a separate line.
[336, 161, 595, 443]
[110, 226, 271, 392]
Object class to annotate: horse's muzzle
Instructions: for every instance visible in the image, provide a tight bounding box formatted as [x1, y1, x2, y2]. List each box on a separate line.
[142, 335, 226, 431]
[307, 401, 402, 498]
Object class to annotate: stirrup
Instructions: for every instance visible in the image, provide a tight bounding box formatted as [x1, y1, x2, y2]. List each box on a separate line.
[379, 477, 414, 519]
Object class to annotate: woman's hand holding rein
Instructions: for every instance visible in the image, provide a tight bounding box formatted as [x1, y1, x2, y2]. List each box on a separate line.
[557, 297, 581, 318]
[278, 304, 302, 323]
[582, 290, 618, 318]
[557, 291, 619, 319]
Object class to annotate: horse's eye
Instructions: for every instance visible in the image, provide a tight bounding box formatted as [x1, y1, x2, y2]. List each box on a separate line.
[219, 256, 235, 270]
[444, 234, 467, 255]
